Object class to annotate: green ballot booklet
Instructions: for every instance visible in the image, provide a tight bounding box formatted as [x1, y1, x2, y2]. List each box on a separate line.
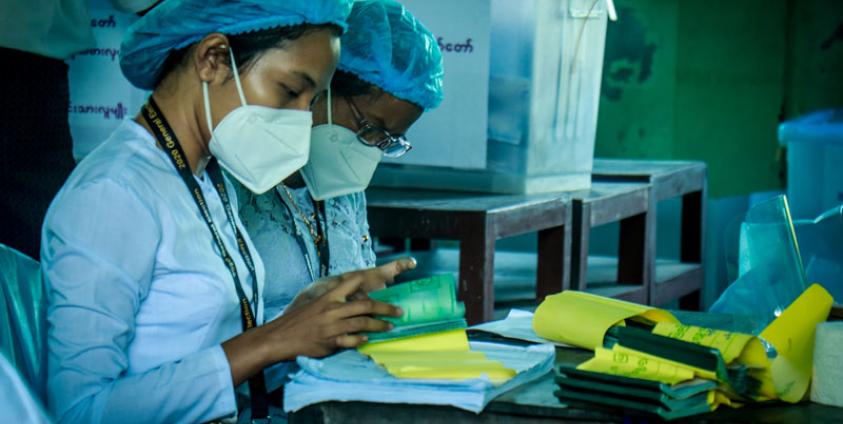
[366, 274, 467, 342]
[554, 366, 716, 421]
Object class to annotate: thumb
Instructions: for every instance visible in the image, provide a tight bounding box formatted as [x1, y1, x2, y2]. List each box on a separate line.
[376, 257, 418, 284]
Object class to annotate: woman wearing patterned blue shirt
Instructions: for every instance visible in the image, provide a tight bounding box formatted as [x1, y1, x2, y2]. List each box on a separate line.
[237, 0, 444, 323]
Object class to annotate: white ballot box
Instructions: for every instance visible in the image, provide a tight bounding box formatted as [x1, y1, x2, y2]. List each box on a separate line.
[374, 0, 609, 193]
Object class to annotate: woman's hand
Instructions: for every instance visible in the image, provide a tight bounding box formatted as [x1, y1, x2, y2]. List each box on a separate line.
[221, 272, 406, 386]
[287, 256, 417, 312]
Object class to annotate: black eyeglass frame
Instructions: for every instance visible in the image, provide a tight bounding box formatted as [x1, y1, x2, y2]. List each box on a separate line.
[346, 98, 413, 158]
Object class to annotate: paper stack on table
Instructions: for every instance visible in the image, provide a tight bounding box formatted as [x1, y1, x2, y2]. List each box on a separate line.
[555, 365, 722, 421]
[359, 274, 516, 382]
[359, 329, 517, 383]
[283, 341, 555, 413]
[532, 285, 834, 420]
[470, 309, 573, 347]
[283, 274, 556, 412]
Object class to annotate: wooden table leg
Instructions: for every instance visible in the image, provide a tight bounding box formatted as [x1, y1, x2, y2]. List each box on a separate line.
[409, 238, 432, 251]
[536, 224, 569, 300]
[618, 209, 651, 305]
[679, 289, 702, 311]
[680, 189, 705, 310]
[618, 212, 647, 286]
[680, 190, 703, 264]
[570, 201, 591, 291]
[458, 218, 495, 325]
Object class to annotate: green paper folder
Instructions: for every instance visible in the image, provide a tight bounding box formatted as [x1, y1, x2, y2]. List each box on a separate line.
[555, 391, 712, 421]
[366, 274, 467, 342]
[556, 366, 716, 401]
[555, 366, 715, 421]
[604, 326, 761, 397]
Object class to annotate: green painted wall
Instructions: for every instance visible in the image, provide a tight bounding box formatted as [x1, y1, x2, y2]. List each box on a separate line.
[784, 0, 843, 118]
[596, 0, 678, 160]
[595, 0, 843, 198]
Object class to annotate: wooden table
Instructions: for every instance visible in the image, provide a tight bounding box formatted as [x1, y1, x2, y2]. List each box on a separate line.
[592, 159, 707, 308]
[288, 311, 843, 423]
[289, 356, 841, 424]
[366, 188, 571, 324]
[366, 160, 708, 322]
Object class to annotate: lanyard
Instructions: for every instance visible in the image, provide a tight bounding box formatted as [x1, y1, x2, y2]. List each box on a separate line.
[276, 188, 331, 281]
[141, 98, 270, 421]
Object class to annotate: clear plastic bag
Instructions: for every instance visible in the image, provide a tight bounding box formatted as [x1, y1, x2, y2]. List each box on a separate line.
[710, 195, 808, 334]
[794, 205, 843, 303]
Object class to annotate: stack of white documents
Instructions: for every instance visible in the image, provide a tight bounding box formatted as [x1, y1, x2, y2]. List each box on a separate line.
[284, 341, 555, 413]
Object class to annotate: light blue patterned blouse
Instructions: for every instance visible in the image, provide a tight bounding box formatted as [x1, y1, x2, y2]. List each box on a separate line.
[235, 183, 377, 322]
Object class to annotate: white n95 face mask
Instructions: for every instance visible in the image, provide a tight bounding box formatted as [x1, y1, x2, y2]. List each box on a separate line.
[204, 48, 312, 195]
[301, 88, 383, 201]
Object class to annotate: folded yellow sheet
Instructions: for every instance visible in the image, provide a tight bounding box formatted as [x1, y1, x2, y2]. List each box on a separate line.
[533, 290, 678, 350]
[358, 329, 516, 383]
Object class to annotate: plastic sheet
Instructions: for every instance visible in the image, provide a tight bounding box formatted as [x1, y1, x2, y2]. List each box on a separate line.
[0, 353, 50, 424]
[710, 195, 808, 334]
[0, 244, 47, 400]
[794, 205, 843, 303]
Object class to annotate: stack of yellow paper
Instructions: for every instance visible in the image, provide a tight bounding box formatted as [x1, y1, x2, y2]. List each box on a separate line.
[358, 329, 517, 384]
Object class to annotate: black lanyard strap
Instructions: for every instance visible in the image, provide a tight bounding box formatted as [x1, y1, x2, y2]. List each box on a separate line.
[142, 98, 269, 421]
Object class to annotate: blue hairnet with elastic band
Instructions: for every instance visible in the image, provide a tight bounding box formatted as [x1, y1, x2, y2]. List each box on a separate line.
[338, 0, 444, 110]
[120, 0, 353, 90]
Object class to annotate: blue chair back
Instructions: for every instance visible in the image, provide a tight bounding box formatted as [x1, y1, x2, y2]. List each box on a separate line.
[0, 243, 47, 400]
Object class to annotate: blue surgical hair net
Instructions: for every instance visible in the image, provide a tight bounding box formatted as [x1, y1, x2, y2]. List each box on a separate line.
[338, 0, 444, 110]
[120, 0, 354, 90]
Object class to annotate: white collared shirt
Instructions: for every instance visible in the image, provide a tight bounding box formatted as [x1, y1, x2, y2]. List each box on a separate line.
[42, 119, 265, 423]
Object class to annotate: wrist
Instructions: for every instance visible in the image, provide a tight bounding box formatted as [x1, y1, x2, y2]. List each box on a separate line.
[257, 320, 299, 364]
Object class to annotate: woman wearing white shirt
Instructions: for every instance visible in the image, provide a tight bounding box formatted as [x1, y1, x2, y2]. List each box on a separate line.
[40, 1, 413, 423]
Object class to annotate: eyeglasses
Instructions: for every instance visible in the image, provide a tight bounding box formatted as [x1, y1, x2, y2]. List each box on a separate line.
[346, 99, 413, 158]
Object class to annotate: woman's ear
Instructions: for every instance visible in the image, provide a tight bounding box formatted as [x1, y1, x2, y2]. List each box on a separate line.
[192, 33, 232, 85]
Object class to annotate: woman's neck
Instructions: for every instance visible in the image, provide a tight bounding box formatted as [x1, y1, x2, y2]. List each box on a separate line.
[136, 90, 211, 177]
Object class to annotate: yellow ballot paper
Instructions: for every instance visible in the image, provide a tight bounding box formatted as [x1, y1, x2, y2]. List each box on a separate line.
[652, 322, 766, 366]
[357, 329, 516, 383]
[376, 354, 516, 383]
[652, 321, 776, 399]
[760, 283, 834, 403]
[578, 346, 696, 384]
[358, 328, 469, 354]
[533, 290, 678, 349]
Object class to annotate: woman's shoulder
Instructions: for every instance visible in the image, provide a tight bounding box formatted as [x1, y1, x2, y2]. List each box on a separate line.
[65, 120, 171, 193]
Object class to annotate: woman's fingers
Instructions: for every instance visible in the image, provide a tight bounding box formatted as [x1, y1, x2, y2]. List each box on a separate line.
[334, 315, 392, 336]
[326, 275, 368, 299]
[334, 334, 369, 349]
[332, 298, 403, 319]
[349, 291, 369, 301]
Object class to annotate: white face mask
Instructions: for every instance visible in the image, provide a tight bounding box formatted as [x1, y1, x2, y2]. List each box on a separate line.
[301, 88, 383, 201]
[204, 48, 313, 195]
